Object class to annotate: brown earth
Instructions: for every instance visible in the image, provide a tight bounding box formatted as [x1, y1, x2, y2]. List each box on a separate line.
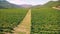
[52, 7, 60, 10]
[13, 9, 31, 34]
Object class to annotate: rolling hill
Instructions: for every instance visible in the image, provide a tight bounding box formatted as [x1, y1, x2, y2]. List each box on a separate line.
[0, 0, 32, 8]
[0, 0, 21, 8]
[43, 1, 60, 7]
[32, 1, 60, 8]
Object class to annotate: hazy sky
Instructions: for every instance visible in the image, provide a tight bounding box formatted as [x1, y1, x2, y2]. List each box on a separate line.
[6, 0, 58, 5]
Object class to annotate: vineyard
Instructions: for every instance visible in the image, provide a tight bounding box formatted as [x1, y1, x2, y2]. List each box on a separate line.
[31, 7, 60, 34]
[0, 8, 28, 34]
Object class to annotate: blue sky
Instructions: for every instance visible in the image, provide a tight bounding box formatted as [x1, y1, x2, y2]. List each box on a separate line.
[6, 0, 58, 5]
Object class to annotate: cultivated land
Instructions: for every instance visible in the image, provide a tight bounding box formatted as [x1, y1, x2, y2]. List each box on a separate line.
[31, 7, 60, 34]
[0, 1, 60, 34]
[13, 9, 31, 34]
[0, 8, 28, 34]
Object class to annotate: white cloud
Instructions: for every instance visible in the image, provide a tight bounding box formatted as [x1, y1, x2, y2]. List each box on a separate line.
[6, 0, 58, 5]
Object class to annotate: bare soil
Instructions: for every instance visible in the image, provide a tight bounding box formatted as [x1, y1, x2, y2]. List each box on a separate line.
[13, 9, 31, 34]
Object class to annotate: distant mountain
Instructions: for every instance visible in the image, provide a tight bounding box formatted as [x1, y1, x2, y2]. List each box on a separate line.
[0, 0, 32, 8]
[43, 1, 60, 7]
[32, 1, 60, 8]
[0, 0, 21, 8]
[20, 4, 32, 8]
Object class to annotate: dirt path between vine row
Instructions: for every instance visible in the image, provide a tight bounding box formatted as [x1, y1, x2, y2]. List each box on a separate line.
[52, 7, 60, 10]
[13, 9, 31, 34]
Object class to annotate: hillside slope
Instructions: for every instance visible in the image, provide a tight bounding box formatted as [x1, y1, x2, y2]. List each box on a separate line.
[0, 0, 21, 8]
[44, 1, 60, 7]
[32, 1, 60, 8]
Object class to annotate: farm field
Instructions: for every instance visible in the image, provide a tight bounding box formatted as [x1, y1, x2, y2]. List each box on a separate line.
[31, 7, 60, 34]
[0, 8, 28, 34]
[0, 0, 60, 34]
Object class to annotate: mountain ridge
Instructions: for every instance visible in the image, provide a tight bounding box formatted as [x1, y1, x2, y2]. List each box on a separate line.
[31, 1, 59, 8]
[0, 0, 32, 8]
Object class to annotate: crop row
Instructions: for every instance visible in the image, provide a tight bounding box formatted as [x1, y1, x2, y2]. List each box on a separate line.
[31, 8, 60, 34]
[0, 8, 28, 33]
